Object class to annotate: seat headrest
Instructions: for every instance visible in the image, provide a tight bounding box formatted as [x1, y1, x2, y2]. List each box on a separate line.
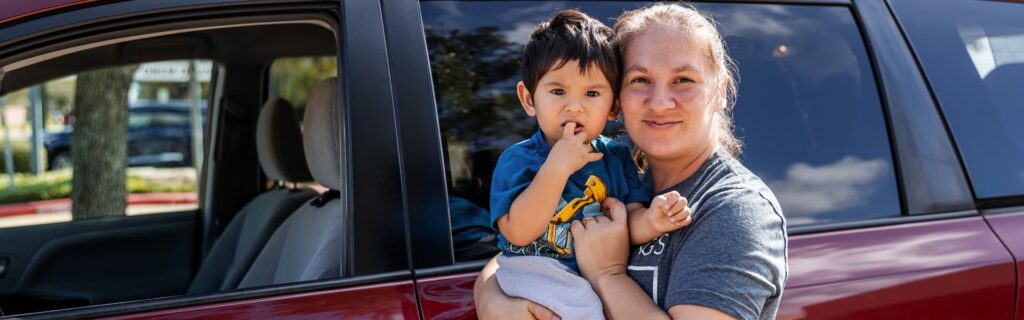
[303, 77, 342, 190]
[256, 97, 314, 183]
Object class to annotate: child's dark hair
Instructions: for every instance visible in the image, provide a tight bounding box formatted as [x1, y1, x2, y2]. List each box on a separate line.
[522, 9, 619, 98]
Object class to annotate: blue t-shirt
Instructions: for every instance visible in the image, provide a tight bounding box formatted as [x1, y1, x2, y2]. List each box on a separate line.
[490, 131, 650, 271]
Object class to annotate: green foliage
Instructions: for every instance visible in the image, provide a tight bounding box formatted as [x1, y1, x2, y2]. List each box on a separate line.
[0, 140, 43, 173]
[424, 26, 534, 148]
[0, 170, 72, 203]
[0, 169, 195, 204]
[271, 56, 338, 120]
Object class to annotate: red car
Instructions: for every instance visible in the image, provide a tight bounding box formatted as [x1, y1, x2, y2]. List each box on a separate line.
[0, 0, 1021, 319]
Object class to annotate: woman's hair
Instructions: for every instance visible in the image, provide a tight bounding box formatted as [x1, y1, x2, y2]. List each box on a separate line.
[614, 3, 742, 157]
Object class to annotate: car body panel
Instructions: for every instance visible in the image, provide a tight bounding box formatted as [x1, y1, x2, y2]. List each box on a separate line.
[985, 211, 1024, 320]
[417, 272, 478, 320]
[0, 0, 95, 25]
[98, 280, 419, 320]
[783, 216, 1015, 318]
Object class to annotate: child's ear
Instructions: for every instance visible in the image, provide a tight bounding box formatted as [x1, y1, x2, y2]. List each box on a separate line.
[516, 81, 537, 117]
[608, 99, 620, 121]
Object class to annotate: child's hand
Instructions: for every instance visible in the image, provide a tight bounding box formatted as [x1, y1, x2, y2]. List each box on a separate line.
[647, 191, 692, 233]
[546, 122, 603, 175]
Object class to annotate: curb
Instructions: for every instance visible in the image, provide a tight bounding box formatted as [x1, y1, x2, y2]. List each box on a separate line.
[0, 193, 197, 218]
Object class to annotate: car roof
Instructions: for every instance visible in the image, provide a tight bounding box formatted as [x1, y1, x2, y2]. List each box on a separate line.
[0, 0, 96, 26]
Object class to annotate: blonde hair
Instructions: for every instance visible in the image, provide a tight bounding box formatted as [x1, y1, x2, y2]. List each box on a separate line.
[615, 3, 742, 157]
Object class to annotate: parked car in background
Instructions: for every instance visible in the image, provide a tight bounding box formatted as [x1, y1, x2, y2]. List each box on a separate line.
[43, 103, 205, 170]
[0, 0, 1021, 319]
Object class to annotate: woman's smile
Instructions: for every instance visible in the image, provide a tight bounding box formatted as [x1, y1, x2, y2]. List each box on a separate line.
[642, 119, 682, 130]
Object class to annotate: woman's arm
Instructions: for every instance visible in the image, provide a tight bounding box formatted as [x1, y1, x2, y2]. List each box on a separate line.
[572, 198, 669, 319]
[574, 198, 736, 320]
[474, 256, 560, 320]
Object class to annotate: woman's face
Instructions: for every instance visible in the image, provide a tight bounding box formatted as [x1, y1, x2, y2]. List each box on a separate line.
[619, 23, 720, 163]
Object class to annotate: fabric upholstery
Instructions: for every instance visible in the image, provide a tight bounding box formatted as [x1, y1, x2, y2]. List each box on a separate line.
[237, 77, 345, 288]
[256, 97, 314, 182]
[302, 78, 342, 190]
[187, 188, 316, 294]
[236, 199, 342, 288]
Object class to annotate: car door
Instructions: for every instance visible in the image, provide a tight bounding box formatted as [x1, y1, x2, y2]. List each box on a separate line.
[885, 1, 1024, 319]
[0, 52, 202, 317]
[404, 0, 1018, 319]
[0, 0, 424, 318]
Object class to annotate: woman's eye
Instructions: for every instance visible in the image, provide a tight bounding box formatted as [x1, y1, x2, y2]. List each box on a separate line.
[674, 77, 694, 84]
[585, 90, 600, 97]
[550, 88, 565, 96]
[629, 77, 650, 84]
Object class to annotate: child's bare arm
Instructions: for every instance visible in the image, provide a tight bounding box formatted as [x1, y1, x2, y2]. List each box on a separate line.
[627, 203, 660, 245]
[497, 123, 603, 246]
[496, 163, 573, 246]
[628, 191, 692, 245]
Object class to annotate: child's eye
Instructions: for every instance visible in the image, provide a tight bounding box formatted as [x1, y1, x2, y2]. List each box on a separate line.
[550, 88, 565, 96]
[585, 90, 600, 97]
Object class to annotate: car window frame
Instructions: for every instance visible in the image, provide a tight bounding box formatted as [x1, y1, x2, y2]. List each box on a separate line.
[404, 0, 981, 272]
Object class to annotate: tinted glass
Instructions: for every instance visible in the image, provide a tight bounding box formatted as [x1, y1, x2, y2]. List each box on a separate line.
[422, 1, 901, 232]
[0, 60, 212, 228]
[891, 0, 1024, 199]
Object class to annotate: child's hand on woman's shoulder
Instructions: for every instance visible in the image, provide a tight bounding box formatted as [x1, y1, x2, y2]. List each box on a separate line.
[647, 191, 692, 234]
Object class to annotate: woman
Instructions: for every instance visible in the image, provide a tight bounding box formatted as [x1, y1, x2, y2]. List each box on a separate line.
[475, 3, 788, 319]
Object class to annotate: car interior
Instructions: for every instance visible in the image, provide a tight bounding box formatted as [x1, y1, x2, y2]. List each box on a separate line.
[0, 12, 346, 315]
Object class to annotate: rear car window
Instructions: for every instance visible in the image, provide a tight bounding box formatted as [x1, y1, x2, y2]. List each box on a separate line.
[422, 1, 901, 247]
[890, 0, 1024, 200]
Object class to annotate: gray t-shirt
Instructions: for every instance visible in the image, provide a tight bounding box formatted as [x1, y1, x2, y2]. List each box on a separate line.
[627, 148, 788, 320]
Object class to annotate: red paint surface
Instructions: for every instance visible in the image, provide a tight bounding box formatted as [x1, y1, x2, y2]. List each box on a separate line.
[0, 0, 95, 25]
[781, 216, 1016, 319]
[100, 280, 419, 320]
[418, 217, 1018, 319]
[985, 211, 1024, 320]
[418, 272, 478, 320]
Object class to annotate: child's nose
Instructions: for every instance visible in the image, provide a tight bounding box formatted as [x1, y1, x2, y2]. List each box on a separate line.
[564, 99, 584, 113]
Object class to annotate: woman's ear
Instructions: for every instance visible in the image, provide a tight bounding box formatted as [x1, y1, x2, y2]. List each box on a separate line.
[714, 83, 728, 112]
[516, 81, 537, 116]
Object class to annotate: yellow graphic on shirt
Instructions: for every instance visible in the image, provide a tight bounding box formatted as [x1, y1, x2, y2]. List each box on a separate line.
[547, 175, 607, 255]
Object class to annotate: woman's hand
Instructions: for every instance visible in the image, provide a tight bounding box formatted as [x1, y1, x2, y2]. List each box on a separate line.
[474, 256, 561, 320]
[572, 197, 631, 283]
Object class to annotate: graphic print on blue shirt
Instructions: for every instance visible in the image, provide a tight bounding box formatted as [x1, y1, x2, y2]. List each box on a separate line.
[490, 131, 650, 271]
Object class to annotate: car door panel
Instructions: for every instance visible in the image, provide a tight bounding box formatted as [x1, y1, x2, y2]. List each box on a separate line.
[417, 272, 477, 320]
[984, 211, 1024, 320]
[0, 211, 196, 314]
[99, 279, 419, 319]
[781, 217, 1015, 319]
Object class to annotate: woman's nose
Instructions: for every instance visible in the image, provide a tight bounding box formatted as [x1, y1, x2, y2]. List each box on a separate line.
[647, 85, 675, 112]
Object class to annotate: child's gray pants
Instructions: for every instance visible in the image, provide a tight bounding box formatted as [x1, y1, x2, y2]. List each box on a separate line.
[496, 254, 605, 320]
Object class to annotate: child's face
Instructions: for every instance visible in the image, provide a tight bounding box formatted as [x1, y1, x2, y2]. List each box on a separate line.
[517, 59, 616, 146]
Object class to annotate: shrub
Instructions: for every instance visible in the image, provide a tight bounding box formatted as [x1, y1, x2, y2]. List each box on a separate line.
[0, 168, 195, 204]
[0, 140, 45, 173]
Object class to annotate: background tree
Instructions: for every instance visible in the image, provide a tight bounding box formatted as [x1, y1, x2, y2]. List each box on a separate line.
[71, 65, 137, 219]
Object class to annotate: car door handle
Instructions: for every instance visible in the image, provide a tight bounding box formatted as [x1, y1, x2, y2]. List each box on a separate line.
[0, 257, 8, 278]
